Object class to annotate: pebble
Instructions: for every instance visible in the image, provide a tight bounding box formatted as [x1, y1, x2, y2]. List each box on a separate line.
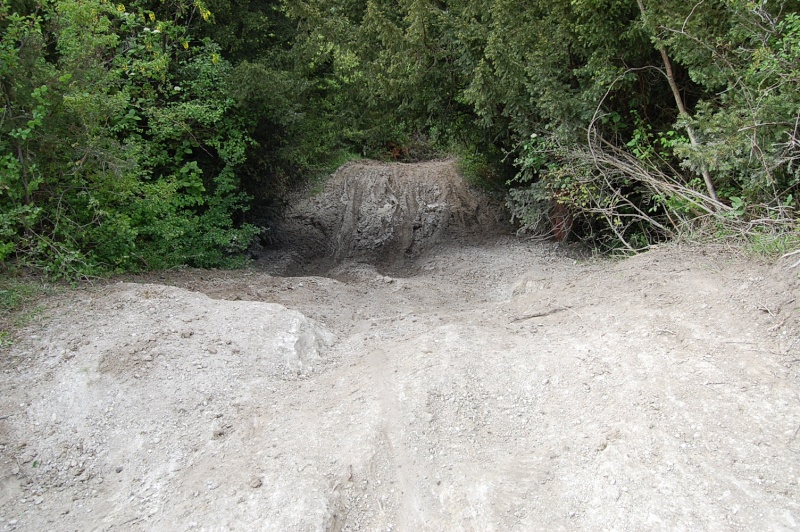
[249, 477, 263, 489]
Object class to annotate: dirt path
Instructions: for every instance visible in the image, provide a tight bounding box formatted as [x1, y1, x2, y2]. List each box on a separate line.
[1, 161, 799, 531]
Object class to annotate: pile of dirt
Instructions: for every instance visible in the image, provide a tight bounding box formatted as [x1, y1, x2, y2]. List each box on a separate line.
[1, 160, 799, 530]
[264, 159, 508, 275]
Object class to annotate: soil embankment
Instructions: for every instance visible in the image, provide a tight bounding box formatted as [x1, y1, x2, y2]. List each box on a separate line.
[262, 159, 508, 275]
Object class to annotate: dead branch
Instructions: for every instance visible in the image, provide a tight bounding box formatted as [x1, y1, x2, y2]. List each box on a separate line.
[511, 305, 573, 322]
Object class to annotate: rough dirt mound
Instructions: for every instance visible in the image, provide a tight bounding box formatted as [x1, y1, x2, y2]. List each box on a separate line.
[265, 159, 508, 275]
[0, 283, 339, 530]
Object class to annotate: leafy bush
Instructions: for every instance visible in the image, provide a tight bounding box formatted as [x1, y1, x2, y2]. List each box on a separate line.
[1, 0, 258, 277]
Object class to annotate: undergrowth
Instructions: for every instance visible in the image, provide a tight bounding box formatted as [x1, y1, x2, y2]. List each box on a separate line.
[744, 230, 800, 259]
[305, 149, 363, 196]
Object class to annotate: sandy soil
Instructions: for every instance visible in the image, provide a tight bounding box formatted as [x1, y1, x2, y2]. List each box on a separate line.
[1, 161, 799, 531]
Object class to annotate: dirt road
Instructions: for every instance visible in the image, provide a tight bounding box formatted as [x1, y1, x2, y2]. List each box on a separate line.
[1, 161, 799, 531]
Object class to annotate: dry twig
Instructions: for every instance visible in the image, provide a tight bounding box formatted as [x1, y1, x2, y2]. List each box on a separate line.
[512, 305, 573, 322]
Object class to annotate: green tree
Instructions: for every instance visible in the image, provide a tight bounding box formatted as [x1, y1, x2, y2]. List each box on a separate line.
[1, 0, 258, 276]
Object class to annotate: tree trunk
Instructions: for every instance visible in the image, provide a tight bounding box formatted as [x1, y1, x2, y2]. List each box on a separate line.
[635, 0, 719, 203]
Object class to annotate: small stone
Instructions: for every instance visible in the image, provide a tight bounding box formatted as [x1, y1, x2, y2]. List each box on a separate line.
[115, 466, 123, 473]
[249, 477, 263, 489]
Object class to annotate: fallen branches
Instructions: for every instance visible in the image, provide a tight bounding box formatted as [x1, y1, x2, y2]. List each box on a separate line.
[782, 249, 800, 268]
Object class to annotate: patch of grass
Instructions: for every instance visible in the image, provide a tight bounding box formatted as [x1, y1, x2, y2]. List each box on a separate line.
[0, 275, 58, 349]
[746, 230, 800, 258]
[305, 149, 362, 196]
[0, 281, 39, 312]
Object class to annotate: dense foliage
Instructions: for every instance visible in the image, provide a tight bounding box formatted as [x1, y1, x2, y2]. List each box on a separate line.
[2, 0, 799, 276]
[1, 0, 260, 276]
[0, 0, 343, 277]
[286, 0, 800, 249]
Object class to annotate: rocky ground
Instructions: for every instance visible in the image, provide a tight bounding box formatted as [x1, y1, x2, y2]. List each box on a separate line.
[1, 160, 799, 531]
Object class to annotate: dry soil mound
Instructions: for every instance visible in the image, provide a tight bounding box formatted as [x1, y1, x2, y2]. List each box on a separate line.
[265, 159, 508, 275]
